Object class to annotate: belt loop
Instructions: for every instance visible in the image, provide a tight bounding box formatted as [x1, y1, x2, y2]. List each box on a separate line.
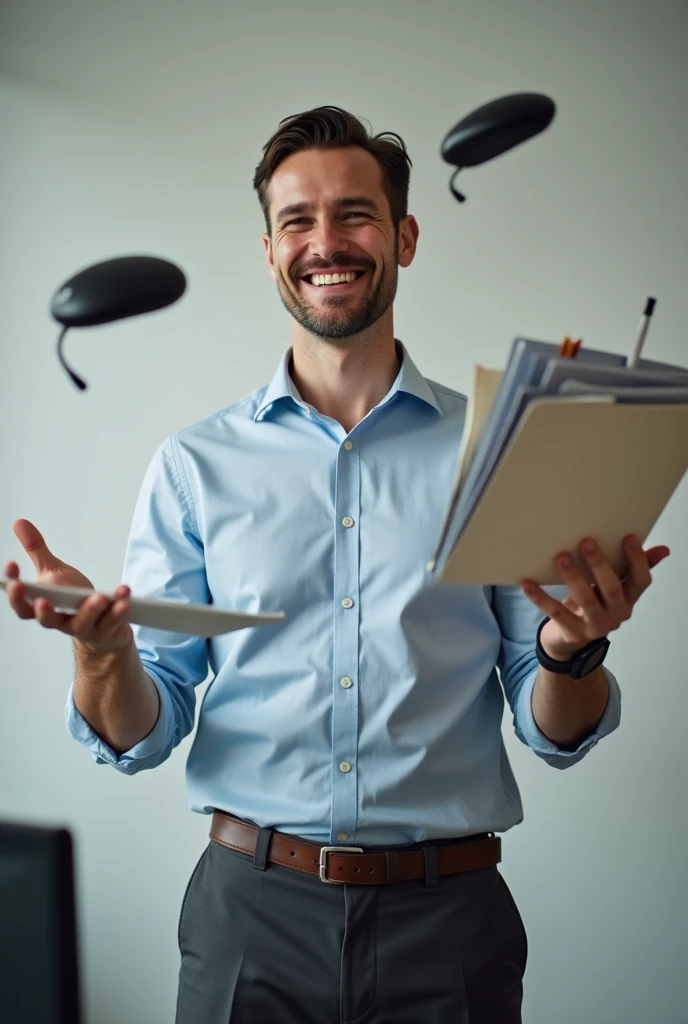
[252, 827, 273, 871]
[421, 844, 439, 888]
[385, 850, 401, 884]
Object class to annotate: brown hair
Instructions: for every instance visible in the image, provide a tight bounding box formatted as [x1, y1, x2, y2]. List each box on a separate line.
[253, 105, 412, 234]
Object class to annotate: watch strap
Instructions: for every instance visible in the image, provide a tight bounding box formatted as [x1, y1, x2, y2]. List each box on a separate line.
[536, 616, 610, 679]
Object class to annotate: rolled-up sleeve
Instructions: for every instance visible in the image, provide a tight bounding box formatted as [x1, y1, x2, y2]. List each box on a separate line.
[491, 585, 622, 769]
[66, 434, 210, 774]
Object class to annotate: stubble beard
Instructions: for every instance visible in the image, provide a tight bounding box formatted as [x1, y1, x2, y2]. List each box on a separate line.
[275, 243, 399, 342]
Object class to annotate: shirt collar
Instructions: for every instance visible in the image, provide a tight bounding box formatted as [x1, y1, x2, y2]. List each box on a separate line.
[254, 348, 308, 421]
[254, 341, 443, 422]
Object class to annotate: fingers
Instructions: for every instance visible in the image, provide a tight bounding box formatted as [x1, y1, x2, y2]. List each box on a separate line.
[70, 593, 133, 651]
[520, 580, 582, 638]
[33, 590, 131, 640]
[523, 535, 669, 643]
[69, 592, 112, 633]
[643, 544, 670, 572]
[574, 539, 629, 626]
[525, 547, 610, 639]
[67, 587, 130, 636]
[6, 579, 132, 639]
[12, 519, 60, 574]
[4, 561, 20, 579]
[5, 578, 39, 620]
[522, 539, 624, 642]
[89, 598, 131, 638]
[34, 597, 72, 630]
[624, 539, 668, 605]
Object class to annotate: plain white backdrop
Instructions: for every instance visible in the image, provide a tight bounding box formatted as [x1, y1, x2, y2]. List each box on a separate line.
[1, 1, 686, 1021]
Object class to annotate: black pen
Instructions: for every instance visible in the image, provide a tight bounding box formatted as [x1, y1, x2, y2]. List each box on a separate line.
[628, 297, 657, 368]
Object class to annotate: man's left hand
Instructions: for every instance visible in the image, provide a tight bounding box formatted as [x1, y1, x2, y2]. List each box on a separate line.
[520, 534, 670, 661]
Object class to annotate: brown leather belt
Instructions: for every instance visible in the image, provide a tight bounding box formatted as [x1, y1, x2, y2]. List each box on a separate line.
[210, 810, 501, 885]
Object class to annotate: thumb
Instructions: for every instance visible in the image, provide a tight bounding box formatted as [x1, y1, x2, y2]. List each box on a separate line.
[645, 545, 670, 571]
[12, 519, 64, 574]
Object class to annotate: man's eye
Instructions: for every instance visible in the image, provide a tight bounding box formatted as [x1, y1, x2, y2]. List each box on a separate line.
[282, 212, 368, 228]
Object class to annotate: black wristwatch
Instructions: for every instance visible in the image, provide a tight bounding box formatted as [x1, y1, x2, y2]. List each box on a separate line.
[535, 617, 610, 679]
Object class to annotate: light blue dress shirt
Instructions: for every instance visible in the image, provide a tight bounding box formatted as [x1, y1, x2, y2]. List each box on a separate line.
[66, 343, 621, 845]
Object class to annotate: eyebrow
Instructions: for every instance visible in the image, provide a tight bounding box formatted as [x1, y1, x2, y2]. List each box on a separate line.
[275, 195, 381, 225]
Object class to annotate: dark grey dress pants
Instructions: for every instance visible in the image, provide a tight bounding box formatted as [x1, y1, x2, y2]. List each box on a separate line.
[175, 834, 527, 1024]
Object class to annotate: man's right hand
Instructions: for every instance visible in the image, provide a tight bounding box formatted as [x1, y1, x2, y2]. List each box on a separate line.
[4, 518, 133, 653]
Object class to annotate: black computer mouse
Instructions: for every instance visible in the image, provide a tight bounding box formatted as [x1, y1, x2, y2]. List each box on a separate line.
[441, 93, 556, 169]
[50, 255, 186, 328]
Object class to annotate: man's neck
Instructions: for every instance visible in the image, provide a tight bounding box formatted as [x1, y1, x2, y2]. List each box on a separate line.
[290, 318, 401, 434]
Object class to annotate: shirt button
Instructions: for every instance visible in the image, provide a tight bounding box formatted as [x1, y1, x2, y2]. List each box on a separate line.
[341, 597, 354, 609]
[343, 441, 353, 451]
[340, 676, 353, 689]
[339, 761, 352, 773]
[337, 833, 349, 841]
[341, 516, 354, 528]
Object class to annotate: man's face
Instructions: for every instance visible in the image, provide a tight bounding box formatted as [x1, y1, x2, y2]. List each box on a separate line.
[263, 146, 415, 341]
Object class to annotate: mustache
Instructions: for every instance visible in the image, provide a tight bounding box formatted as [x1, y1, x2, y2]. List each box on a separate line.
[290, 256, 376, 281]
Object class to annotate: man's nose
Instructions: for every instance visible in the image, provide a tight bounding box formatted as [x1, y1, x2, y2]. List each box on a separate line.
[308, 219, 349, 262]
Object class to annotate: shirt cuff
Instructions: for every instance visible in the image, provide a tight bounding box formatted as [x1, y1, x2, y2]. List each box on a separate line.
[514, 664, 621, 768]
[64, 669, 176, 774]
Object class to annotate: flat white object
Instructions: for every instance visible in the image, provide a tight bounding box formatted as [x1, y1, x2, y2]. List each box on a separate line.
[0, 579, 285, 637]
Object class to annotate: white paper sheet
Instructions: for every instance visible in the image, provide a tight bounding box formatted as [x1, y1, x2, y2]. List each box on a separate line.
[0, 579, 285, 638]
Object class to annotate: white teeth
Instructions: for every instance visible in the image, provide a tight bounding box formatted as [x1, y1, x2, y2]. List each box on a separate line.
[309, 272, 359, 287]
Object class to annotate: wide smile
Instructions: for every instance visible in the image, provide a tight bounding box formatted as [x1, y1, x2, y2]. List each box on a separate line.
[299, 269, 370, 294]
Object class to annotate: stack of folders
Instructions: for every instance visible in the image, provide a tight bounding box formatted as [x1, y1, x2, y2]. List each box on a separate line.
[428, 337, 688, 585]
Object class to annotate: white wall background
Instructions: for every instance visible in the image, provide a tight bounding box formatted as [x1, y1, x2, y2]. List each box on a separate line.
[1, 1, 686, 1021]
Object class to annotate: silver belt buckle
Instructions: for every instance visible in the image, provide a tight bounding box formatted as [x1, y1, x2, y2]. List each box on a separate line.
[319, 845, 364, 883]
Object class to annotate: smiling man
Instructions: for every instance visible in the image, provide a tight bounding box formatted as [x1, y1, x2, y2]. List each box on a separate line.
[267, 147, 405, 341]
[4, 106, 669, 1024]
[260, 137, 419, 433]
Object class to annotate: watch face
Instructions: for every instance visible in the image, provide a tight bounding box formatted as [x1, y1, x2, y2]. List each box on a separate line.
[577, 642, 609, 677]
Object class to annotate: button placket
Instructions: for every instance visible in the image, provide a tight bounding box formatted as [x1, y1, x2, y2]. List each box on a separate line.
[330, 435, 361, 843]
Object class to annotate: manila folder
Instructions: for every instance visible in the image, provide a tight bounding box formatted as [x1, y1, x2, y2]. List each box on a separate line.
[437, 398, 688, 585]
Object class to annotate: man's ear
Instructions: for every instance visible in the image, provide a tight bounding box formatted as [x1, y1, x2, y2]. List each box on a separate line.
[398, 215, 419, 270]
[263, 233, 277, 281]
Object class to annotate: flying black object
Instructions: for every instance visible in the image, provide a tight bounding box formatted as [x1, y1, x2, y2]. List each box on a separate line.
[51, 255, 186, 390]
[441, 92, 556, 201]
